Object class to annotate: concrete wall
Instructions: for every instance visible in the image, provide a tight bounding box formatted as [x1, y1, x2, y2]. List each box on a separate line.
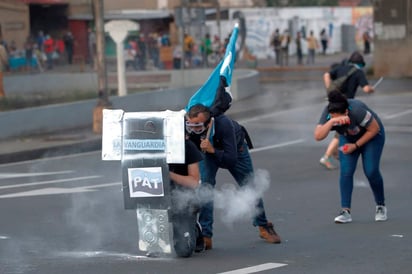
[4, 68, 258, 99]
[374, 38, 412, 77]
[1, 68, 259, 139]
[206, 7, 373, 59]
[373, 0, 412, 77]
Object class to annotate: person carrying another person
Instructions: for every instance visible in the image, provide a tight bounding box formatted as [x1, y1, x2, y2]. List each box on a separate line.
[319, 51, 375, 169]
[314, 90, 387, 224]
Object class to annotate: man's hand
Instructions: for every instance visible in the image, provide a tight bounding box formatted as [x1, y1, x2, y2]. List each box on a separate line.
[200, 138, 215, 154]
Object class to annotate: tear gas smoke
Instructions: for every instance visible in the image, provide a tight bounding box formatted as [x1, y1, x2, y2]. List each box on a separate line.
[214, 169, 270, 224]
[65, 188, 131, 250]
[171, 169, 271, 225]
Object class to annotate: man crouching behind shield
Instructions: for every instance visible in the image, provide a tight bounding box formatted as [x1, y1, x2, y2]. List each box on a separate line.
[168, 138, 205, 257]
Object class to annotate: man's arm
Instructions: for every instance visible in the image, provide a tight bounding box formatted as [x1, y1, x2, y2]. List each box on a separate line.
[323, 72, 331, 89]
[169, 162, 200, 189]
[356, 70, 374, 94]
[200, 117, 238, 169]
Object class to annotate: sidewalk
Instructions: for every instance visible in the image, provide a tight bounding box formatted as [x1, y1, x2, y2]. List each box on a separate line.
[0, 52, 374, 164]
[0, 127, 102, 164]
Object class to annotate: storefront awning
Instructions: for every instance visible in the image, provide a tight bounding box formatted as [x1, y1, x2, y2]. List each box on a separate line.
[69, 9, 172, 21]
[18, 0, 69, 4]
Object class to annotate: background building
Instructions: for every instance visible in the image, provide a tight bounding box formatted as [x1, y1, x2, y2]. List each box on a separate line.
[11, 0, 174, 60]
[373, 0, 412, 77]
[0, 1, 29, 50]
[1, 0, 410, 76]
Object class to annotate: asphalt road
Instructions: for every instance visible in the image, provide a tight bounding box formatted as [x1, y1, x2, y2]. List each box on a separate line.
[1, 79, 411, 274]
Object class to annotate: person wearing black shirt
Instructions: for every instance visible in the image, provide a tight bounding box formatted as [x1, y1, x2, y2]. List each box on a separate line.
[169, 139, 204, 257]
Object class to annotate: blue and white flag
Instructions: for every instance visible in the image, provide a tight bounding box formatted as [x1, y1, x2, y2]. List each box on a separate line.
[185, 24, 239, 116]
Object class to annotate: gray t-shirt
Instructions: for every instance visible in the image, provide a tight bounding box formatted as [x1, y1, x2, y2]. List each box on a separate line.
[318, 99, 384, 143]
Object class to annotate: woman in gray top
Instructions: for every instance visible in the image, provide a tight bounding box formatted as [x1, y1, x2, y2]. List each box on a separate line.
[314, 90, 387, 224]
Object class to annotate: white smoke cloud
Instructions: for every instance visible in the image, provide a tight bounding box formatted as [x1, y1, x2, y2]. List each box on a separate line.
[214, 169, 271, 225]
[170, 169, 271, 226]
[65, 188, 126, 250]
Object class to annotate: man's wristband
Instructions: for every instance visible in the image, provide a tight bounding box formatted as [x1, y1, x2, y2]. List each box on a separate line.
[355, 143, 360, 149]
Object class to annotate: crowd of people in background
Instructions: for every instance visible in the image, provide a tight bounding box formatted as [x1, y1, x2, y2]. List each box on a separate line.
[0, 30, 78, 73]
[271, 27, 326, 66]
[122, 31, 228, 71]
[124, 32, 163, 71]
[270, 27, 373, 67]
[0, 28, 229, 76]
[0, 26, 373, 75]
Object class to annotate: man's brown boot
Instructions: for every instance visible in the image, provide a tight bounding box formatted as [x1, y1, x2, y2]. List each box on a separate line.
[203, 237, 212, 250]
[258, 222, 281, 244]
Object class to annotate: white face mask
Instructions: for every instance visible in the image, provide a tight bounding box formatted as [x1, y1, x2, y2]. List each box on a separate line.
[185, 121, 207, 135]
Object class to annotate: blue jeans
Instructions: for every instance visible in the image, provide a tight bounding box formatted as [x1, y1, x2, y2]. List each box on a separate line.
[338, 130, 386, 209]
[198, 142, 268, 238]
[306, 49, 315, 64]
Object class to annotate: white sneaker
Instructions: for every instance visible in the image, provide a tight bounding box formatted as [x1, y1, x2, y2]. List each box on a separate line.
[334, 209, 352, 223]
[375, 206, 387, 222]
[320, 156, 338, 170]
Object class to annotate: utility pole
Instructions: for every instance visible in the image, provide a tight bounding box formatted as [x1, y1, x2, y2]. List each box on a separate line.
[215, 0, 221, 41]
[92, 0, 111, 134]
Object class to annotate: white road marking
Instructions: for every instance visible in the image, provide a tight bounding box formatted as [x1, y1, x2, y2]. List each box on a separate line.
[0, 170, 73, 179]
[384, 126, 412, 133]
[0, 182, 120, 198]
[87, 182, 121, 189]
[0, 175, 100, 190]
[382, 109, 412, 120]
[217, 262, 287, 274]
[0, 187, 95, 198]
[250, 139, 305, 153]
[0, 235, 9, 240]
[56, 250, 172, 261]
[239, 104, 323, 124]
[0, 151, 98, 166]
